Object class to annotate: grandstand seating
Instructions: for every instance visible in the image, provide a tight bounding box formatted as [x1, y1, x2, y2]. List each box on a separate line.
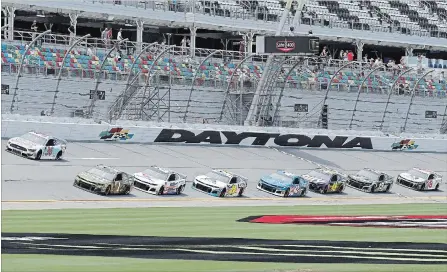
[2, 42, 446, 98]
[101, 0, 447, 38]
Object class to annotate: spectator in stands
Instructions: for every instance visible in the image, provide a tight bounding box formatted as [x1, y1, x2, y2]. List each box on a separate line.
[87, 46, 93, 57]
[117, 28, 123, 42]
[31, 20, 38, 40]
[181, 36, 187, 55]
[440, 71, 445, 84]
[106, 28, 113, 48]
[363, 54, 368, 62]
[347, 50, 354, 61]
[339, 50, 344, 60]
[320, 46, 328, 57]
[101, 28, 108, 47]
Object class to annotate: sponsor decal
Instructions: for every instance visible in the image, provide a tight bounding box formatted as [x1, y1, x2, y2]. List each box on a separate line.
[154, 129, 373, 149]
[276, 39, 296, 53]
[99, 127, 134, 141]
[391, 139, 418, 150]
[238, 215, 447, 229]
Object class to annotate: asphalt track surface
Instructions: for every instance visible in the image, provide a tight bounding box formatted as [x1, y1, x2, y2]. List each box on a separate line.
[3, 233, 447, 264]
[1, 140, 446, 210]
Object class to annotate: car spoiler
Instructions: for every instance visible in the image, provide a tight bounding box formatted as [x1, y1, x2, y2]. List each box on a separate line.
[150, 165, 188, 180]
[212, 169, 248, 182]
[318, 167, 348, 178]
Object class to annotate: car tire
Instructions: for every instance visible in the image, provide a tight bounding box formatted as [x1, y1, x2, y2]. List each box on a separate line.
[435, 184, 439, 191]
[124, 185, 131, 195]
[55, 151, 62, 160]
[35, 150, 42, 160]
[158, 186, 164, 195]
[369, 184, 377, 193]
[238, 188, 244, 197]
[420, 184, 425, 191]
[104, 185, 111, 196]
[319, 186, 327, 194]
[385, 184, 391, 192]
[300, 188, 306, 196]
[177, 185, 184, 195]
[284, 188, 290, 197]
[219, 188, 226, 197]
[338, 184, 344, 193]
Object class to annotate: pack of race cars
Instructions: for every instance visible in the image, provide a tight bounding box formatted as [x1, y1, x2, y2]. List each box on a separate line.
[6, 132, 445, 197]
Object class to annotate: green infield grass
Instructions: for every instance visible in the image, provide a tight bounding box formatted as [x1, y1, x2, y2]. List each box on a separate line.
[2, 203, 447, 272]
[2, 254, 447, 272]
[2, 203, 446, 243]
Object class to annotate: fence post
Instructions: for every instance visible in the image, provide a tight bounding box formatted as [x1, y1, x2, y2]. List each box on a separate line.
[10, 30, 51, 113]
[402, 69, 434, 132]
[183, 50, 222, 122]
[349, 65, 385, 129]
[218, 53, 257, 123]
[317, 61, 358, 128]
[86, 38, 128, 118]
[50, 34, 90, 116]
[379, 68, 414, 131]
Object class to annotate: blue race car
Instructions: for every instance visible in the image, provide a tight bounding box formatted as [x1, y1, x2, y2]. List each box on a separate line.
[257, 170, 308, 197]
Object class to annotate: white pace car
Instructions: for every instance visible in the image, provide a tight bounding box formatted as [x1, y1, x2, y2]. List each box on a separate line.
[192, 169, 248, 197]
[133, 166, 187, 195]
[6, 131, 67, 160]
[396, 168, 442, 191]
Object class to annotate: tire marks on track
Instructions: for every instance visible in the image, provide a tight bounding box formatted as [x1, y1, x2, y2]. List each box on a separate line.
[2, 233, 447, 264]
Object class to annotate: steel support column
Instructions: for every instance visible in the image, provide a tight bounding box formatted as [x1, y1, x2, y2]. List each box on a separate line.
[86, 38, 128, 118]
[245, 31, 254, 54]
[356, 40, 364, 62]
[317, 61, 358, 128]
[190, 25, 197, 58]
[348, 65, 385, 129]
[183, 50, 222, 122]
[245, 0, 294, 126]
[402, 69, 435, 132]
[136, 20, 144, 53]
[405, 46, 414, 57]
[379, 68, 414, 130]
[291, 0, 306, 28]
[69, 12, 78, 44]
[441, 105, 447, 134]
[219, 53, 257, 122]
[10, 30, 51, 113]
[139, 45, 176, 117]
[50, 34, 91, 115]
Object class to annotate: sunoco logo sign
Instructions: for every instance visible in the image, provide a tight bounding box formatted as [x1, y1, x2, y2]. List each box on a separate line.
[154, 129, 373, 149]
[276, 39, 295, 53]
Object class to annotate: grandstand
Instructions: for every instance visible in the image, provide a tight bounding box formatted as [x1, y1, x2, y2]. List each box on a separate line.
[1, 0, 446, 134]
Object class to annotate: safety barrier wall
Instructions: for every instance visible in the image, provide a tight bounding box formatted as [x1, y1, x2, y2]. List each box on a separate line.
[2, 116, 447, 152]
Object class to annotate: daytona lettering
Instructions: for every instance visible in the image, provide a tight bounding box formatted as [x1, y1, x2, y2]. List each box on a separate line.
[153, 129, 373, 149]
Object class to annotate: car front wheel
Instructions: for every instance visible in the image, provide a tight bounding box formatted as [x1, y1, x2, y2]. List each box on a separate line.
[35, 151, 42, 160]
[157, 186, 164, 195]
[176, 185, 184, 195]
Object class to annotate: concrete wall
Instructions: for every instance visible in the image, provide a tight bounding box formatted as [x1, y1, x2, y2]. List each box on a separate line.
[2, 73, 445, 134]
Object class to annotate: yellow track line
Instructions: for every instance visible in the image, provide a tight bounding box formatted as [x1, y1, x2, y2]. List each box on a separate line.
[2, 196, 446, 203]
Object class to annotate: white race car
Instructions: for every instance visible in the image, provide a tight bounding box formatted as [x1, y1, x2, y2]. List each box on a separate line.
[133, 166, 187, 195]
[192, 169, 248, 197]
[396, 168, 442, 191]
[6, 131, 67, 160]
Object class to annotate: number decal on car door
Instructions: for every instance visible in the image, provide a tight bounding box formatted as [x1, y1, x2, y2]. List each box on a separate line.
[45, 147, 53, 156]
[228, 185, 237, 195]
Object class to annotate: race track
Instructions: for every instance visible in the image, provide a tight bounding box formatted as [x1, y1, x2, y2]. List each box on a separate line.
[2, 140, 446, 210]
